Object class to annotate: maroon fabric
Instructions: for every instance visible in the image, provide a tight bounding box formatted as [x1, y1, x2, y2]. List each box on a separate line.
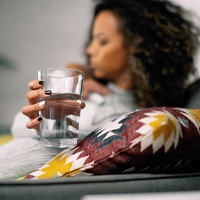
[72, 107, 200, 174]
[24, 107, 200, 180]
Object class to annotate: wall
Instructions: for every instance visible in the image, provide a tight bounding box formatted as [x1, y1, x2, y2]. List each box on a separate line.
[0, 0, 199, 132]
[0, 0, 93, 131]
[173, 0, 200, 74]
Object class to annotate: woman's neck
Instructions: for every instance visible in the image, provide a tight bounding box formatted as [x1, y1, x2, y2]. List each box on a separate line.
[113, 70, 134, 90]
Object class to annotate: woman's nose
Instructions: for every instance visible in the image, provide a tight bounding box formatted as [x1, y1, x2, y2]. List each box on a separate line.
[86, 44, 92, 56]
[86, 41, 95, 56]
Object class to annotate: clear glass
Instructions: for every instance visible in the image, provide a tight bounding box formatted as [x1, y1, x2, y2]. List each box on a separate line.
[38, 68, 84, 148]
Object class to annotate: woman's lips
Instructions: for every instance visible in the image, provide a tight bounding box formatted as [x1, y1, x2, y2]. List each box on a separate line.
[89, 63, 97, 69]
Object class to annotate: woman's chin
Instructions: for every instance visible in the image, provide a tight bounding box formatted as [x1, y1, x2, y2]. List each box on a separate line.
[93, 75, 109, 84]
[93, 71, 102, 79]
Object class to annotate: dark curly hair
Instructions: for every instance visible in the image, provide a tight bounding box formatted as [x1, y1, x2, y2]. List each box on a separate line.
[88, 0, 200, 107]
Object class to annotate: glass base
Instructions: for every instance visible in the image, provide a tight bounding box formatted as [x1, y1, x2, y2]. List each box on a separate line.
[40, 138, 77, 148]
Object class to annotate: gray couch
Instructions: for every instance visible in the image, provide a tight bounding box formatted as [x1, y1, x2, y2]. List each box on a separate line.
[1, 172, 200, 200]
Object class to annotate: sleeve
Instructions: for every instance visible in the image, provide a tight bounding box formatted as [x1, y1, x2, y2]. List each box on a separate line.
[11, 112, 39, 138]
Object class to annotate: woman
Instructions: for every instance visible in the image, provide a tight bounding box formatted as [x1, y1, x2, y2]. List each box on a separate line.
[1, 0, 200, 179]
[15, 0, 200, 137]
[85, 0, 200, 107]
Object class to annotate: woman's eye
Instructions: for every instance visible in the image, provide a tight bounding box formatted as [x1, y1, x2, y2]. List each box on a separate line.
[99, 39, 107, 46]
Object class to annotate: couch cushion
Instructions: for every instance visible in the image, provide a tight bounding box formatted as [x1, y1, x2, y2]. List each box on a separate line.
[2, 173, 200, 200]
[24, 107, 200, 179]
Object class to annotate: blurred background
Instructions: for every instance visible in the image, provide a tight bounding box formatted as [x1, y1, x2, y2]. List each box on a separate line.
[0, 0, 200, 134]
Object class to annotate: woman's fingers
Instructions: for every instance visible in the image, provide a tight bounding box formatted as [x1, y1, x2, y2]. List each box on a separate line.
[26, 117, 42, 132]
[28, 80, 44, 90]
[21, 101, 45, 119]
[27, 79, 48, 104]
[26, 89, 52, 105]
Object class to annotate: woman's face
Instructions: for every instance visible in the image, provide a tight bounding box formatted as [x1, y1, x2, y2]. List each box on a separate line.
[87, 10, 131, 83]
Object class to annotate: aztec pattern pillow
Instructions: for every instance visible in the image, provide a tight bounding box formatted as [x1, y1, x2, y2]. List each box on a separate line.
[24, 107, 200, 179]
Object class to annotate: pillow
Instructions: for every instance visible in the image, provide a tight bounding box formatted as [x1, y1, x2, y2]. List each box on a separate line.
[24, 107, 200, 179]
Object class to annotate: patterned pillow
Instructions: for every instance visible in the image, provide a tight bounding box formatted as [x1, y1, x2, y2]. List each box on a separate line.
[24, 107, 200, 179]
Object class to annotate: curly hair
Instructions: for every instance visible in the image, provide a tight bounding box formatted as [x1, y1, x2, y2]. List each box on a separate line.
[89, 0, 200, 107]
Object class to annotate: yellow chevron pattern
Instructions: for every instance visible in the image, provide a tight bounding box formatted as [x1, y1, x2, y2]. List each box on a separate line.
[136, 110, 181, 153]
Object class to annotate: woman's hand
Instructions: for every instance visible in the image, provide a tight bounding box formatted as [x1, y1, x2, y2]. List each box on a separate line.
[21, 80, 51, 132]
[21, 80, 85, 133]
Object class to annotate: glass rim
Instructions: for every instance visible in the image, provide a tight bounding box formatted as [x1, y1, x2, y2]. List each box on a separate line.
[38, 67, 84, 78]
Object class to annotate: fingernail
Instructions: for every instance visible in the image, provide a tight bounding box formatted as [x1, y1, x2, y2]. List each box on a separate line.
[39, 100, 45, 107]
[39, 81, 44, 85]
[45, 90, 52, 95]
[38, 117, 42, 122]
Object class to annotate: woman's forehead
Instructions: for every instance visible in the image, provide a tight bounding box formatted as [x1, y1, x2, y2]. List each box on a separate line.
[93, 10, 121, 37]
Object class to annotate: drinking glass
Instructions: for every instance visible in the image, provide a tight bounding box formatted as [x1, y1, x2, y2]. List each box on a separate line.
[38, 68, 84, 148]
